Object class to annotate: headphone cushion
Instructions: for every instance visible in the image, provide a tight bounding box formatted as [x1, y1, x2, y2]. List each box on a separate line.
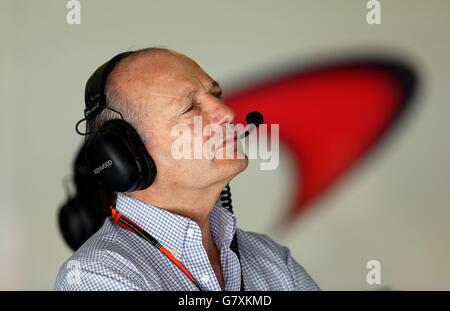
[85, 119, 156, 192]
[122, 121, 157, 190]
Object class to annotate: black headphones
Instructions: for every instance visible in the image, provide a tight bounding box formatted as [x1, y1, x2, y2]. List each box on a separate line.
[58, 144, 115, 250]
[59, 52, 157, 250]
[80, 51, 157, 192]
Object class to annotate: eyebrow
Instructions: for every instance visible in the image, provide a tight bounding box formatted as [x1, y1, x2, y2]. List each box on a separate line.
[182, 80, 222, 102]
[210, 80, 221, 91]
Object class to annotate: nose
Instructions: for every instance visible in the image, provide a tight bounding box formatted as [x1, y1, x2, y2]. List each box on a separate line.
[207, 99, 235, 126]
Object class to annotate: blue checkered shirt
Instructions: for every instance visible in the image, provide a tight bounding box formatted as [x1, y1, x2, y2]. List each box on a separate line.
[55, 193, 319, 291]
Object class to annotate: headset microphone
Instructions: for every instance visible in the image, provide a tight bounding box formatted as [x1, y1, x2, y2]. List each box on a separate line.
[241, 111, 264, 138]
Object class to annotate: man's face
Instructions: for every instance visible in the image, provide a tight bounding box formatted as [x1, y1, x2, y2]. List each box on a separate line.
[119, 51, 248, 190]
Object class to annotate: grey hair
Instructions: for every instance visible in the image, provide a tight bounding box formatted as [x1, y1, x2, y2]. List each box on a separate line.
[86, 47, 171, 143]
[87, 86, 148, 143]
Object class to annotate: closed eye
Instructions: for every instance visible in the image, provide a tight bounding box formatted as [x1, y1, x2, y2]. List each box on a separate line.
[213, 91, 223, 99]
[183, 105, 194, 114]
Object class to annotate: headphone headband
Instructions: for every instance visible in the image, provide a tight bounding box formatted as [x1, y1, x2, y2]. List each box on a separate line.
[84, 51, 135, 121]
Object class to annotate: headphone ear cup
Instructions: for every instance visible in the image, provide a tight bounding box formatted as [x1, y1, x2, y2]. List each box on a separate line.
[85, 119, 156, 192]
[58, 197, 97, 251]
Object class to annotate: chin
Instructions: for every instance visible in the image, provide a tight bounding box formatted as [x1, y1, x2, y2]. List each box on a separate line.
[199, 157, 248, 189]
[235, 156, 249, 172]
[218, 156, 249, 177]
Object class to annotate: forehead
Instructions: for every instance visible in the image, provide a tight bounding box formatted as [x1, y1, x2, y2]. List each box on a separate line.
[122, 51, 215, 102]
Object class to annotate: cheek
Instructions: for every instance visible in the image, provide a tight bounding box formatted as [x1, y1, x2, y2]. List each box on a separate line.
[146, 135, 174, 167]
[150, 122, 225, 169]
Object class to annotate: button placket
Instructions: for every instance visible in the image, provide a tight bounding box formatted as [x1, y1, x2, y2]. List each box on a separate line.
[182, 225, 222, 291]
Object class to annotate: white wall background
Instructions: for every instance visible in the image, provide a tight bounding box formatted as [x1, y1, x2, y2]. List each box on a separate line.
[1, 0, 449, 290]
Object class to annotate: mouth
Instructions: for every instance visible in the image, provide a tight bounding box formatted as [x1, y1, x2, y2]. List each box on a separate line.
[217, 135, 238, 152]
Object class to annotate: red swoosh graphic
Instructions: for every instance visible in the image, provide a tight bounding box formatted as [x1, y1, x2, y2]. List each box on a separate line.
[226, 60, 417, 222]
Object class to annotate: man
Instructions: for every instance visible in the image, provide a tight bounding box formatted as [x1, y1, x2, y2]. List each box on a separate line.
[55, 48, 319, 291]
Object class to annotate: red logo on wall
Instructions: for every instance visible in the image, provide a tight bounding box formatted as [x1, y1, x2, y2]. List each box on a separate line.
[226, 59, 417, 222]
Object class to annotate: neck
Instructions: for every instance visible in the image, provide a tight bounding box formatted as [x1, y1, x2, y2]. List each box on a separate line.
[129, 181, 227, 257]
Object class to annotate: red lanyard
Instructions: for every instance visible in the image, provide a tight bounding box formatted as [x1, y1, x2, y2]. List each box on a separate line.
[110, 206, 203, 290]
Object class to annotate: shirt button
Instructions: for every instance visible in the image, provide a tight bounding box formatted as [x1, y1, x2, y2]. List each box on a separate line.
[187, 228, 194, 237]
[171, 248, 177, 257]
[201, 274, 210, 283]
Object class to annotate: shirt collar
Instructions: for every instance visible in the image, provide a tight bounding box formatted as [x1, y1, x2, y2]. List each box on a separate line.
[115, 193, 237, 256]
